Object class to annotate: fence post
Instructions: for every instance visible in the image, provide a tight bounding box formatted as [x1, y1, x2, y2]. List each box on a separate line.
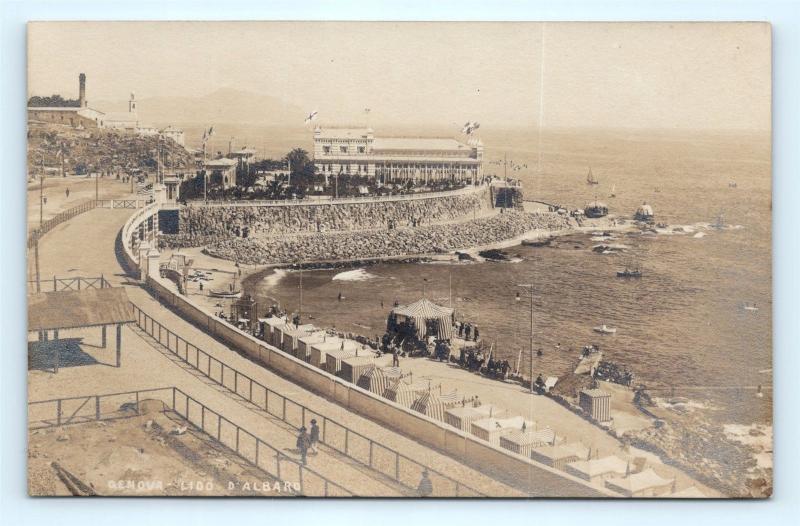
[236, 427, 240, 453]
[172, 388, 176, 411]
[369, 441, 373, 467]
[255, 440, 260, 467]
[276, 453, 281, 480]
[298, 466, 304, 494]
[395, 454, 400, 480]
[95, 396, 100, 420]
[301, 406, 306, 427]
[56, 399, 62, 426]
[282, 397, 286, 421]
[344, 429, 349, 454]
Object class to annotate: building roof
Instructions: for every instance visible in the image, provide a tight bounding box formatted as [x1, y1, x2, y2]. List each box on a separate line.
[581, 388, 611, 398]
[501, 428, 557, 446]
[566, 456, 628, 478]
[28, 106, 83, 112]
[471, 416, 531, 433]
[372, 137, 472, 152]
[205, 158, 238, 168]
[445, 404, 501, 419]
[392, 298, 454, 319]
[229, 148, 257, 156]
[28, 287, 135, 331]
[532, 443, 590, 461]
[605, 468, 673, 495]
[316, 127, 373, 139]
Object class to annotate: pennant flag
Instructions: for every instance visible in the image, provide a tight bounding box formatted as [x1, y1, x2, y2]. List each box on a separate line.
[304, 110, 319, 124]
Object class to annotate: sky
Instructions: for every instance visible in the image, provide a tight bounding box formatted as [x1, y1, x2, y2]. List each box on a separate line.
[27, 21, 771, 130]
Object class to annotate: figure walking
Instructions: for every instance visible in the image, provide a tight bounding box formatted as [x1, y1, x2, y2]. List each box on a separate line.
[297, 426, 310, 465]
[309, 419, 320, 454]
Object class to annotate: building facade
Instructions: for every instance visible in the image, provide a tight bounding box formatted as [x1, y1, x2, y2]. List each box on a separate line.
[313, 127, 483, 184]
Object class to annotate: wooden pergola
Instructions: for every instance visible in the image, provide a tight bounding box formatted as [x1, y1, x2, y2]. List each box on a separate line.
[28, 287, 136, 373]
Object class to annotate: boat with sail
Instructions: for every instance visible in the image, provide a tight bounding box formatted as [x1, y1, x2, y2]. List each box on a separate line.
[586, 166, 599, 185]
[593, 324, 617, 335]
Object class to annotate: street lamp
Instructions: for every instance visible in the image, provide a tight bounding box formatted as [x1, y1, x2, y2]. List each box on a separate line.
[517, 284, 536, 393]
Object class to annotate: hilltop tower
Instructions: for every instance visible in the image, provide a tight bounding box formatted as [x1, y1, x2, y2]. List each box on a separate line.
[129, 92, 137, 113]
[78, 73, 87, 107]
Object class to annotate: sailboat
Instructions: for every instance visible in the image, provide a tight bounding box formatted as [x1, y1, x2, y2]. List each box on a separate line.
[586, 167, 599, 185]
[711, 210, 725, 230]
[609, 184, 616, 198]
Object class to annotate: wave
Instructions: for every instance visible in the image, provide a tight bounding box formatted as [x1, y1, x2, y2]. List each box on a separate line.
[332, 268, 377, 282]
[260, 268, 288, 289]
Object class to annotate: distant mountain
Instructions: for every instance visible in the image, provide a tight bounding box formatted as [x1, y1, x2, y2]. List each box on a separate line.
[93, 88, 305, 127]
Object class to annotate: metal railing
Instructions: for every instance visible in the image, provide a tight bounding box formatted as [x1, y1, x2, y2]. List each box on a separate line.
[131, 303, 485, 497]
[28, 275, 111, 294]
[184, 183, 483, 208]
[95, 198, 152, 209]
[29, 386, 352, 497]
[27, 200, 96, 249]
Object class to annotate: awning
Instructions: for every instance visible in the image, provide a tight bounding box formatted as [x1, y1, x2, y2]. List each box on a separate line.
[28, 288, 135, 331]
[391, 298, 454, 340]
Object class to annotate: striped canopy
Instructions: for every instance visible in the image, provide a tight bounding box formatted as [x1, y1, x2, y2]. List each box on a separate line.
[356, 365, 401, 395]
[383, 378, 428, 407]
[391, 298, 455, 340]
[411, 389, 461, 422]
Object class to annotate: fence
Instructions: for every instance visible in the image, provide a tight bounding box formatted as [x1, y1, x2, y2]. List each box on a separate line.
[131, 303, 485, 497]
[28, 275, 111, 294]
[95, 198, 152, 209]
[27, 200, 97, 249]
[29, 386, 352, 497]
[184, 183, 483, 208]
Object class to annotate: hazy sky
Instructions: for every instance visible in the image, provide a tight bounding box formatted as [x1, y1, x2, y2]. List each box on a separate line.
[28, 21, 771, 130]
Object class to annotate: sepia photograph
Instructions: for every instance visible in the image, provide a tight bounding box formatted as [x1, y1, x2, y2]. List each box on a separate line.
[24, 20, 772, 499]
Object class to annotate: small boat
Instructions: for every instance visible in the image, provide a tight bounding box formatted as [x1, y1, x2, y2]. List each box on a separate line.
[209, 289, 242, 299]
[729, 181, 738, 188]
[593, 324, 617, 335]
[617, 267, 642, 278]
[586, 167, 599, 185]
[609, 184, 616, 198]
[711, 210, 725, 230]
[742, 302, 759, 312]
[584, 200, 609, 218]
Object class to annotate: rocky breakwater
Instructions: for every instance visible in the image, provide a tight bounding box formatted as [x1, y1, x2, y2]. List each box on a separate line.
[161, 211, 571, 265]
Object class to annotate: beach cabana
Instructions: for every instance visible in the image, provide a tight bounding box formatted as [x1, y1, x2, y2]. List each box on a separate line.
[470, 416, 533, 446]
[296, 331, 329, 362]
[566, 455, 629, 484]
[531, 443, 590, 471]
[325, 346, 372, 377]
[410, 389, 460, 421]
[388, 298, 455, 340]
[382, 378, 429, 407]
[259, 316, 287, 347]
[356, 366, 401, 395]
[310, 339, 359, 370]
[605, 468, 674, 497]
[278, 323, 316, 355]
[444, 404, 504, 432]
[340, 355, 377, 383]
[499, 428, 560, 457]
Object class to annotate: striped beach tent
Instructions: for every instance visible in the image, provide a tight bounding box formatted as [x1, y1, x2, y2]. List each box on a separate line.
[410, 388, 461, 422]
[357, 366, 401, 395]
[382, 378, 428, 407]
[499, 428, 560, 457]
[390, 298, 455, 340]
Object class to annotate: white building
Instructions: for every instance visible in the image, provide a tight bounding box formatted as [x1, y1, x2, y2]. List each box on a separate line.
[104, 92, 139, 130]
[160, 126, 186, 147]
[313, 127, 483, 184]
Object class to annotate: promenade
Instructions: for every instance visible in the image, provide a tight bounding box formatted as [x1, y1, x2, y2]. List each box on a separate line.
[29, 207, 523, 496]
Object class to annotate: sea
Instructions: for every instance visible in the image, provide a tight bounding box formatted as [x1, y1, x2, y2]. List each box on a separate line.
[228, 125, 772, 433]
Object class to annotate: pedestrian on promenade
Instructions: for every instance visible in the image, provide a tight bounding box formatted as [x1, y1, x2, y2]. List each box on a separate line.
[199, 281, 203, 292]
[65, 188, 70, 198]
[297, 426, 310, 465]
[417, 470, 433, 497]
[309, 419, 320, 454]
[392, 348, 400, 367]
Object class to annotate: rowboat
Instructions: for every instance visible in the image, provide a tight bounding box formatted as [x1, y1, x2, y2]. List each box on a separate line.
[209, 289, 242, 299]
[593, 324, 617, 335]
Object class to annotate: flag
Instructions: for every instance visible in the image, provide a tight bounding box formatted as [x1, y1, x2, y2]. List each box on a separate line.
[304, 110, 318, 124]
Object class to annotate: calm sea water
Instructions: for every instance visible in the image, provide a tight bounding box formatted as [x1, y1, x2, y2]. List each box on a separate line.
[241, 127, 772, 426]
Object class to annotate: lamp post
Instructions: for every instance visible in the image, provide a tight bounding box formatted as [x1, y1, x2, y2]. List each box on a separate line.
[517, 284, 535, 393]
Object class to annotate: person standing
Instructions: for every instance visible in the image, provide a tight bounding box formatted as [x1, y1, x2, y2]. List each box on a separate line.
[309, 419, 320, 454]
[392, 348, 400, 367]
[297, 427, 310, 465]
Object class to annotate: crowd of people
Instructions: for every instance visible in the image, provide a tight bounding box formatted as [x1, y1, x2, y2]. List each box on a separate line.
[165, 211, 570, 265]
[176, 188, 490, 239]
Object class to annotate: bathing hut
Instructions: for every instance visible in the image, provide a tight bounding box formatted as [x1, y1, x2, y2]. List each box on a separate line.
[410, 389, 460, 422]
[340, 355, 377, 383]
[566, 455, 629, 484]
[444, 404, 504, 432]
[260, 316, 288, 347]
[470, 416, 534, 446]
[499, 428, 560, 457]
[277, 323, 316, 354]
[605, 468, 674, 497]
[356, 365, 402, 395]
[310, 339, 360, 370]
[325, 346, 372, 377]
[296, 331, 329, 362]
[530, 443, 590, 471]
[388, 298, 455, 341]
[382, 378, 428, 407]
[634, 202, 655, 222]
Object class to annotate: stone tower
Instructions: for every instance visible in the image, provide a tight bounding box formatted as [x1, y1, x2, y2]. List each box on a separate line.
[78, 73, 86, 108]
[129, 92, 136, 113]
